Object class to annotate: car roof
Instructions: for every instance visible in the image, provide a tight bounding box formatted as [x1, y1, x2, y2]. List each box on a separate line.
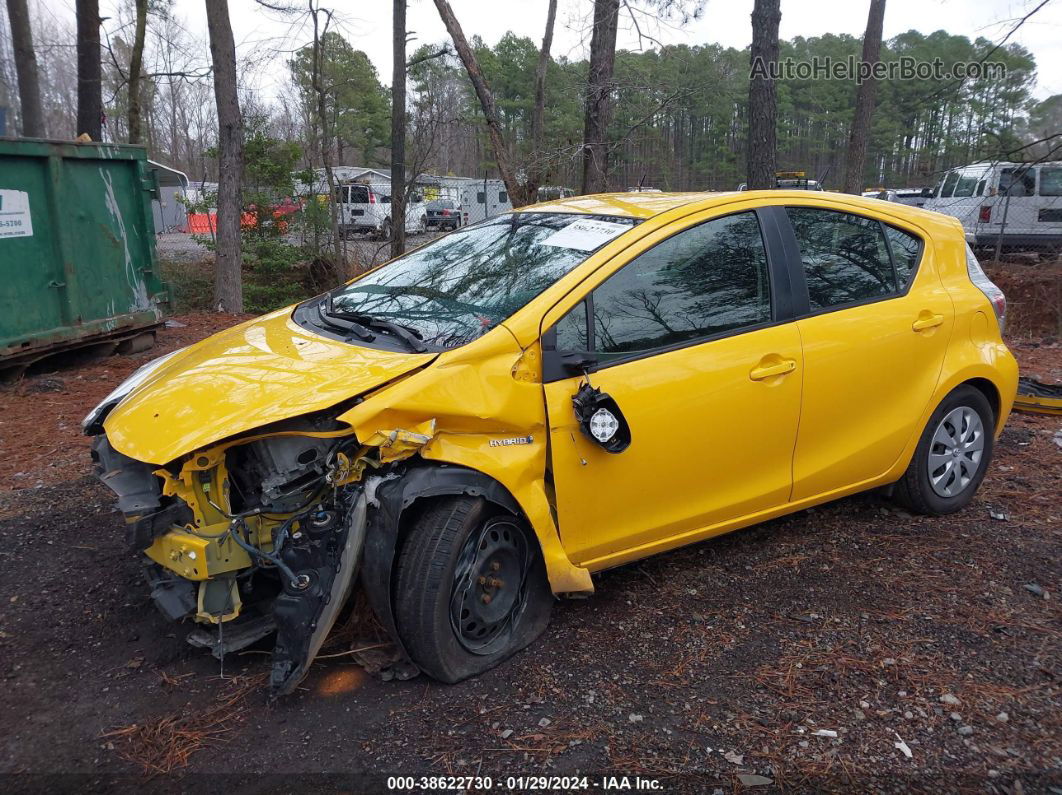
[517, 190, 951, 228]
[521, 192, 740, 219]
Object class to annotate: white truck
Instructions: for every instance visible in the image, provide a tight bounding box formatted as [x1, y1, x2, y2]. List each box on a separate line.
[923, 161, 1062, 253]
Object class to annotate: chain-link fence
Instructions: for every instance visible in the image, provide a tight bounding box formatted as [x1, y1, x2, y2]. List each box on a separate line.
[915, 158, 1061, 340]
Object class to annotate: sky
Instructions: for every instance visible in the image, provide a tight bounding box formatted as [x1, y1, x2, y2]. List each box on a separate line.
[41, 0, 1062, 102]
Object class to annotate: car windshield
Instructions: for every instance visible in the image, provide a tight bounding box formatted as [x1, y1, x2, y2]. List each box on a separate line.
[328, 212, 639, 349]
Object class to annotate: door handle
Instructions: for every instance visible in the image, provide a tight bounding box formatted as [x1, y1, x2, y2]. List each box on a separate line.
[749, 359, 796, 381]
[912, 313, 944, 332]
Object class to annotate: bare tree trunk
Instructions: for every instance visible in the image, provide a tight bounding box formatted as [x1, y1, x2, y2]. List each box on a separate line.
[843, 0, 887, 194]
[530, 0, 558, 197]
[205, 0, 243, 313]
[308, 3, 342, 267]
[6, 0, 43, 137]
[75, 0, 102, 139]
[127, 0, 148, 144]
[432, 0, 527, 205]
[746, 0, 780, 190]
[581, 0, 619, 195]
[391, 0, 407, 258]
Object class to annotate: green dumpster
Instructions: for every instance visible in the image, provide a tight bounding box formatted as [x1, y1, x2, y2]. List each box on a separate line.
[0, 138, 169, 369]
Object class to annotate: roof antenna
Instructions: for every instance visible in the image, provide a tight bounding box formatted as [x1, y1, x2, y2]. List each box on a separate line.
[638, 173, 647, 191]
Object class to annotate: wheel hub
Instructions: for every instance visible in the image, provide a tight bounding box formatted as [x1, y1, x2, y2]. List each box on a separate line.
[450, 517, 529, 654]
[928, 406, 985, 498]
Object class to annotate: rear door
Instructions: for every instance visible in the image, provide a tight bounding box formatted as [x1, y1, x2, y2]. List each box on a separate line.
[782, 206, 953, 500]
[978, 166, 1039, 241]
[926, 169, 984, 240]
[337, 184, 372, 227]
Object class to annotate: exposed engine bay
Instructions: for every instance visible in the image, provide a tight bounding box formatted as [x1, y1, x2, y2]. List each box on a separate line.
[91, 427, 379, 696]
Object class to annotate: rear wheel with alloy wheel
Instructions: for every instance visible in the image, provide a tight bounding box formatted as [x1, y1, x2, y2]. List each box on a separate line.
[394, 496, 552, 682]
[895, 385, 995, 515]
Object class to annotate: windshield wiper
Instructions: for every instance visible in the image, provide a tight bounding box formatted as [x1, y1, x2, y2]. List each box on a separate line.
[317, 297, 376, 342]
[323, 296, 429, 353]
[336, 313, 429, 353]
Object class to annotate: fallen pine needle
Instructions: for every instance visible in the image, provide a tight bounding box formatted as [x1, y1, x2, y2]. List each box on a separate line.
[101, 673, 265, 776]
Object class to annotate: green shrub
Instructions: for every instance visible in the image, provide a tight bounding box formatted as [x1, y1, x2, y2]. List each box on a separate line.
[159, 258, 214, 313]
[243, 279, 312, 314]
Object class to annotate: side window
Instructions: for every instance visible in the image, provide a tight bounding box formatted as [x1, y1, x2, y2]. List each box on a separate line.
[952, 175, 980, 198]
[999, 168, 1035, 197]
[476, 191, 486, 203]
[787, 207, 895, 310]
[555, 300, 590, 351]
[940, 171, 959, 198]
[498, 191, 508, 203]
[884, 225, 922, 290]
[554, 212, 771, 360]
[1038, 167, 1062, 196]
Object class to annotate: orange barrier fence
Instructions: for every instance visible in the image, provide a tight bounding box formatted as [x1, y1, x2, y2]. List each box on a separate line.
[181, 211, 289, 234]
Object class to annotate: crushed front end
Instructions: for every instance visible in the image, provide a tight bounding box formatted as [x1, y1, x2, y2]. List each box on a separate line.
[90, 426, 374, 696]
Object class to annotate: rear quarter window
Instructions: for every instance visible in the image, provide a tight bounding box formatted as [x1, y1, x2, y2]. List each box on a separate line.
[883, 225, 923, 290]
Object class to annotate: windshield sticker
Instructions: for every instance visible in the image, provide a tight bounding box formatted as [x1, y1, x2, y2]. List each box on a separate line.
[0, 190, 33, 239]
[540, 218, 629, 251]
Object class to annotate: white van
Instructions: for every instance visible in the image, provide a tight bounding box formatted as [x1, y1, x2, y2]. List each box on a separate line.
[456, 180, 513, 226]
[923, 161, 1062, 252]
[334, 183, 427, 239]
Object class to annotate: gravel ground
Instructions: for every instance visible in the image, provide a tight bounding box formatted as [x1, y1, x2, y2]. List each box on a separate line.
[0, 318, 1058, 793]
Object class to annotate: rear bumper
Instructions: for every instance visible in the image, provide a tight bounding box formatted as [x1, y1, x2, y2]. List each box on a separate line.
[340, 222, 381, 233]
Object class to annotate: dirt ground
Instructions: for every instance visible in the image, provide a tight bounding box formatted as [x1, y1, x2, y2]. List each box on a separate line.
[0, 317, 1059, 793]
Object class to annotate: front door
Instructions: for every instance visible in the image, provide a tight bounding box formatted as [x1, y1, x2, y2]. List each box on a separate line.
[541, 209, 802, 568]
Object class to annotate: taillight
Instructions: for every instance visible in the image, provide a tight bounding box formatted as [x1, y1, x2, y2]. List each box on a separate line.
[965, 244, 1006, 334]
[442, 209, 451, 216]
[979, 205, 992, 223]
[368, 193, 376, 204]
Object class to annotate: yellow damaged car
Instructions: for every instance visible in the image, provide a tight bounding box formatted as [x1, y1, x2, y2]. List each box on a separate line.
[85, 191, 1018, 695]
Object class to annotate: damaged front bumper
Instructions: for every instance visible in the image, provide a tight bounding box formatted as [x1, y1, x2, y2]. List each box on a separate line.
[90, 430, 399, 696]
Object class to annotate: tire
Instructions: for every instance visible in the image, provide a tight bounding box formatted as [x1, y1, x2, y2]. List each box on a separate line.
[894, 385, 995, 515]
[394, 496, 552, 683]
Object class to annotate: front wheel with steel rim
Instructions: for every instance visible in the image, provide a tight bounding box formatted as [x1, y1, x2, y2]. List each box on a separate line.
[895, 385, 996, 515]
[394, 496, 552, 683]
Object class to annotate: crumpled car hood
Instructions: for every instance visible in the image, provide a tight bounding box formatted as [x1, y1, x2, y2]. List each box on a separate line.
[103, 307, 434, 464]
